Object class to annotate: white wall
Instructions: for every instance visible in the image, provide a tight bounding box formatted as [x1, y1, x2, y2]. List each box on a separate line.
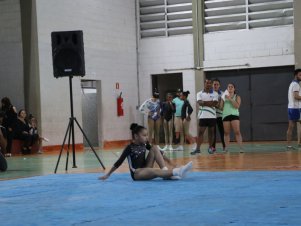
[139, 35, 198, 136]
[0, 0, 24, 110]
[36, 0, 138, 145]
[204, 26, 294, 70]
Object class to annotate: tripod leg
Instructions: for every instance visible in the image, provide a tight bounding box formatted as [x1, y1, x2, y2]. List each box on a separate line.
[74, 118, 106, 170]
[65, 122, 72, 171]
[54, 120, 72, 173]
[70, 118, 77, 168]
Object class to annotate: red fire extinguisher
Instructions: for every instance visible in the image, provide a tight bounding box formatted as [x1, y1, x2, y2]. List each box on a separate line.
[117, 92, 124, 117]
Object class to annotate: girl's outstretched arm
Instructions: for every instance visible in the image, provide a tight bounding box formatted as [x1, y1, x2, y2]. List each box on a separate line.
[99, 145, 131, 180]
[99, 166, 117, 180]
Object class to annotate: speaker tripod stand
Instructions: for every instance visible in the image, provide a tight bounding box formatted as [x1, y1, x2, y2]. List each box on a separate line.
[54, 76, 105, 173]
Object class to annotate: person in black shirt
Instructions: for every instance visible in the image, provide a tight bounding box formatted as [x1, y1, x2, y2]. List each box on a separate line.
[181, 91, 195, 146]
[100, 123, 193, 181]
[1, 97, 17, 157]
[161, 93, 176, 151]
[14, 110, 39, 154]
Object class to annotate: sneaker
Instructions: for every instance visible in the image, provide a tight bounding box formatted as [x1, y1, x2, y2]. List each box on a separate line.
[179, 161, 193, 178]
[208, 147, 216, 154]
[287, 146, 296, 151]
[239, 149, 244, 153]
[42, 137, 49, 142]
[190, 149, 201, 155]
[168, 145, 173, 151]
[174, 145, 184, 151]
[37, 150, 43, 154]
[161, 145, 168, 151]
[5, 153, 12, 157]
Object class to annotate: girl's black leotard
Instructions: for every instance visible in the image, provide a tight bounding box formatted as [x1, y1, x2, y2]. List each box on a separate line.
[114, 142, 151, 180]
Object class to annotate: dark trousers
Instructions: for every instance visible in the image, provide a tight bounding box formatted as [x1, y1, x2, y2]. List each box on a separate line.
[19, 133, 39, 147]
[213, 117, 225, 148]
[0, 152, 7, 171]
[16, 133, 39, 154]
[6, 129, 13, 154]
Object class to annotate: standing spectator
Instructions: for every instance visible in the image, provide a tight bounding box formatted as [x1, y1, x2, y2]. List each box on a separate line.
[191, 79, 218, 155]
[181, 91, 195, 146]
[221, 83, 243, 153]
[287, 69, 301, 150]
[212, 79, 226, 151]
[139, 91, 162, 149]
[161, 93, 176, 151]
[173, 89, 185, 151]
[1, 97, 17, 157]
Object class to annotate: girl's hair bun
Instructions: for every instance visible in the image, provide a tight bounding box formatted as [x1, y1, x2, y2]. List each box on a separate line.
[130, 123, 138, 131]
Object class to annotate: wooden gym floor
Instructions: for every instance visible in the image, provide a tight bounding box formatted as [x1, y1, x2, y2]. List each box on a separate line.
[1, 141, 301, 181]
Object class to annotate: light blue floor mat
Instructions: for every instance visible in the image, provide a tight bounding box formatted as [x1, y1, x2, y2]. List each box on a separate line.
[1, 171, 301, 226]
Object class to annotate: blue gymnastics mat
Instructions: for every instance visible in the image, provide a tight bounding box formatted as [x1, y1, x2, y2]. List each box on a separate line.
[1, 171, 301, 226]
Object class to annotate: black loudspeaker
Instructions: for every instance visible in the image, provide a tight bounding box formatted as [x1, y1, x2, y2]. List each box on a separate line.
[51, 30, 85, 78]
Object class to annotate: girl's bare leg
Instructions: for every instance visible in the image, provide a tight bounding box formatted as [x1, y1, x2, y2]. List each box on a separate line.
[148, 119, 155, 144]
[223, 121, 231, 149]
[134, 168, 173, 180]
[145, 146, 166, 169]
[231, 120, 243, 149]
[134, 160, 193, 180]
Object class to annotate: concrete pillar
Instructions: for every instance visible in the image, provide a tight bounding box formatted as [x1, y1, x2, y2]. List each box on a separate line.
[192, 0, 205, 93]
[20, 0, 41, 131]
[192, 0, 206, 140]
[0, 0, 24, 110]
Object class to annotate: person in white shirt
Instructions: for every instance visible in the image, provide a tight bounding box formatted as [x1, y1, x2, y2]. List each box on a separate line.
[212, 78, 226, 151]
[287, 69, 301, 150]
[191, 79, 219, 155]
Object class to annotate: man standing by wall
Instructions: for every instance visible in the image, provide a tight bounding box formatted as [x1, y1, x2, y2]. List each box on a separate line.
[191, 79, 218, 155]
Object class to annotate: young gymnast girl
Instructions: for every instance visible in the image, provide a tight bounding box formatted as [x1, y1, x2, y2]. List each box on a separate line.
[100, 123, 193, 181]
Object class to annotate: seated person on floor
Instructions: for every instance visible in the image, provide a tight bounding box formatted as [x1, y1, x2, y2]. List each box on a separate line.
[100, 123, 193, 181]
[14, 110, 39, 154]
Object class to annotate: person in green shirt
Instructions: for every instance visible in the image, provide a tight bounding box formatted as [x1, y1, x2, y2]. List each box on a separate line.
[173, 90, 185, 151]
[221, 83, 243, 153]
